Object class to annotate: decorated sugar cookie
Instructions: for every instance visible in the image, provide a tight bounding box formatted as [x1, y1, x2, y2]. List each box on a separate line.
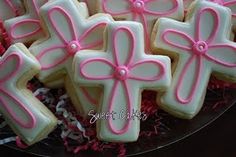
[207, 0, 236, 31]
[95, 0, 184, 51]
[153, 0, 236, 119]
[29, 0, 113, 117]
[0, 0, 24, 21]
[73, 21, 171, 142]
[0, 43, 57, 145]
[4, 0, 48, 44]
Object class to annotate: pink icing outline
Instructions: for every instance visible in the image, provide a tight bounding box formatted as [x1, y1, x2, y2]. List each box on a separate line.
[4, 0, 20, 17]
[80, 26, 165, 134]
[210, 0, 236, 17]
[162, 7, 236, 104]
[10, 19, 41, 39]
[80, 87, 99, 105]
[36, 5, 108, 107]
[0, 53, 36, 128]
[37, 6, 107, 70]
[9, 0, 46, 40]
[102, 0, 179, 50]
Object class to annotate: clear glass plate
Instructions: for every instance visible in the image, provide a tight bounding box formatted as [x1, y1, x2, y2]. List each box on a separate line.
[1, 81, 236, 157]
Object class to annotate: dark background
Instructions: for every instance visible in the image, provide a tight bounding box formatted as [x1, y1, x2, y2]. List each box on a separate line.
[1, 104, 236, 157]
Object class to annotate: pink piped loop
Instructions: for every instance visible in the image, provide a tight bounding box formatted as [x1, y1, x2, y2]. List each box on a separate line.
[0, 53, 36, 128]
[210, 0, 236, 17]
[8, 0, 44, 41]
[162, 7, 236, 104]
[114, 66, 129, 80]
[67, 40, 81, 56]
[132, 0, 145, 13]
[102, 0, 179, 50]
[80, 26, 165, 134]
[40, 6, 108, 68]
[193, 41, 208, 55]
[36, 6, 109, 106]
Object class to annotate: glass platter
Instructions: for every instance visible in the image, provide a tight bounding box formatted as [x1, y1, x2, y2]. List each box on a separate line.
[1, 80, 236, 157]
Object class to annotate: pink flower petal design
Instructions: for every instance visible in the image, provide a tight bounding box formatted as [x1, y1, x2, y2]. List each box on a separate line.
[144, 0, 179, 15]
[108, 80, 132, 134]
[139, 13, 150, 49]
[8, 0, 45, 41]
[112, 27, 134, 66]
[0, 53, 36, 128]
[36, 45, 68, 70]
[80, 58, 115, 80]
[10, 19, 41, 40]
[79, 26, 167, 135]
[48, 6, 77, 44]
[162, 29, 194, 51]
[79, 22, 107, 49]
[0, 53, 21, 83]
[206, 44, 236, 67]
[175, 56, 202, 104]
[102, 0, 131, 16]
[195, 7, 219, 43]
[0, 89, 36, 128]
[129, 60, 165, 81]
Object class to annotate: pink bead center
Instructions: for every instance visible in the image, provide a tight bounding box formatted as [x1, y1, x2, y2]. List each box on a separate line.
[132, 0, 145, 13]
[193, 41, 208, 55]
[114, 66, 129, 80]
[67, 41, 81, 55]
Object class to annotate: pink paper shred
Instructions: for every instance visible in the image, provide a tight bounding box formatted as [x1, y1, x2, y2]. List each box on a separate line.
[24, 75, 236, 156]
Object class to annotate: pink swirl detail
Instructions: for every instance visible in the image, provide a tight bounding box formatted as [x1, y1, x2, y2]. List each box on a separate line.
[80, 27, 165, 134]
[162, 7, 236, 104]
[0, 53, 36, 128]
[102, 0, 179, 49]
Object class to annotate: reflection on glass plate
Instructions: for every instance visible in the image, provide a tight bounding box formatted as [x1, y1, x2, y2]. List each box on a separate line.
[1, 79, 236, 157]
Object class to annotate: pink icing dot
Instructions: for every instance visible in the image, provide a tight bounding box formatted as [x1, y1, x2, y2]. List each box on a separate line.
[114, 66, 129, 80]
[192, 41, 208, 55]
[67, 40, 81, 55]
[131, 0, 145, 13]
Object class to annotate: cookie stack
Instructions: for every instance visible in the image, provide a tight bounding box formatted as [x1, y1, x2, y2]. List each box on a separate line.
[0, 0, 236, 146]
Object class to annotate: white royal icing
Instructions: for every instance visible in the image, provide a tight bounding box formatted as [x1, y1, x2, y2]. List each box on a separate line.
[0, 43, 57, 145]
[73, 21, 171, 142]
[206, 0, 236, 31]
[4, 0, 49, 44]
